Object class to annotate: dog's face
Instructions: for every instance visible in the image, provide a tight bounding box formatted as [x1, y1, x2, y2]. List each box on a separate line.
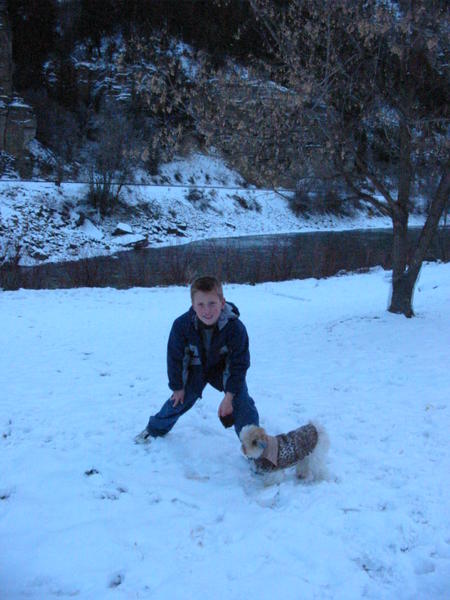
[239, 425, 268, 459]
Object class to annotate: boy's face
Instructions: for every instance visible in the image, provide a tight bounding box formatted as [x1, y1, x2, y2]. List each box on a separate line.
[192, 290, 225, 326]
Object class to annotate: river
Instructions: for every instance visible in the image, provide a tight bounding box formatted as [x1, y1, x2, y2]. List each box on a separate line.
[1, 227, 449, 290]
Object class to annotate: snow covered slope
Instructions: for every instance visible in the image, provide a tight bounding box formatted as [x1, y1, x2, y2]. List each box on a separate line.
[0, 153, 426, 266]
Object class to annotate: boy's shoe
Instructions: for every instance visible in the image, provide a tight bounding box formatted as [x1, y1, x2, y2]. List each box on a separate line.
[134, 428, 153, 444]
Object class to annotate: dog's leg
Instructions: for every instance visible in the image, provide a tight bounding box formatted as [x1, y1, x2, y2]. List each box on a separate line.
[262, 470, 285, 487]
[296, 423, 330, 482]
[295, 457, 311, 480]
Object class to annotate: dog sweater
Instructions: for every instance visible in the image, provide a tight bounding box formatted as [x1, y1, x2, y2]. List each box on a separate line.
[254, 423, 319, 472]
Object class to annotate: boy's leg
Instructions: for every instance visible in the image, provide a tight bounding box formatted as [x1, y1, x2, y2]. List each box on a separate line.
[232, 382, 259, 438]
[144, 386, 200, 438]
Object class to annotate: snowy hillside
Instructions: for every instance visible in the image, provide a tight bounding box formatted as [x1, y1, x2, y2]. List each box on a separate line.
[1, 263, 449, 599]
[0, 153, 426, 267]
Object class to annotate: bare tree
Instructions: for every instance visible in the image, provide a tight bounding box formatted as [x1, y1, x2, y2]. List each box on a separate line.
[119, 3, 448, 316]
[87, 109, 141, 215]
[244, 0, 449, 316]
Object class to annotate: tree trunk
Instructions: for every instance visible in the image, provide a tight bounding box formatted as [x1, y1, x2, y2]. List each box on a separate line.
[388, 167, 450, 317]
[388, 120, 412, 315]
[388, 269, 416, 318]
[391, 208, 409, 282]
[389, 211, 414, 317]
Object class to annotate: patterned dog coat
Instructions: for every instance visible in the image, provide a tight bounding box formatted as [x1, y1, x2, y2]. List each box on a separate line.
[253, 423, 319, 472]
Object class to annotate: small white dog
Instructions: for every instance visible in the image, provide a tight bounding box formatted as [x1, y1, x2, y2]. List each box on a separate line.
[240, 421, 329, 481]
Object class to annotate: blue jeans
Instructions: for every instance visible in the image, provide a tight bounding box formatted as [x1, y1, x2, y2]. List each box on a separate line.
[146, 382, 259, 438]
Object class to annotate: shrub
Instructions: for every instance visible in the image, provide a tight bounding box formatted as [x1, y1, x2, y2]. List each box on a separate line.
[290, 184, 353, 217]
[232, 194, 262, 212]
[86, 171, 118, 216]
[289, 189, 311, 216]
[85, 109, 140, 215]
[322, 189, 346, 215]
[186, 188, 211, 211]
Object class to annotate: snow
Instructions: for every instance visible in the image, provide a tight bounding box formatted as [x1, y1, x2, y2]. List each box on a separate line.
[1, 262, 449, 599]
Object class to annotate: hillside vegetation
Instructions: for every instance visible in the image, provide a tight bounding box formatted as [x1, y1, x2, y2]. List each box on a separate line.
[7, 1, 447, 200]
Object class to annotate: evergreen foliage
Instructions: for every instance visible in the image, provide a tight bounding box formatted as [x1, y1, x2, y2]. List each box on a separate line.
[75, 0, 264, 63]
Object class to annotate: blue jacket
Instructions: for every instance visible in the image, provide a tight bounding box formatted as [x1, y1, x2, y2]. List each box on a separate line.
[167, 302, 250, 397]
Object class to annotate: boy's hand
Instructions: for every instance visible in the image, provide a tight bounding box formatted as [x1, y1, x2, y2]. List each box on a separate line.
[218, 392, 234, 417]
[171, 389, 185, 407]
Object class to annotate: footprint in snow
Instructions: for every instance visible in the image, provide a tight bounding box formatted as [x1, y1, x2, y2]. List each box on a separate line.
[84, 468, 100, 477]
[27, 576, 79, 597]
[0, 488, 13, 500]
[184, 467, 210, 482]
[2, 419, 12, 439]
[413, 558, 436, 575]
[240, 473, 283, 508]
[108, 571, 125, 588]
[95, 486, 128, 501]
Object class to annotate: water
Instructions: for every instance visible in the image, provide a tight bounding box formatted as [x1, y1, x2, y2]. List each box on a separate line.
[1, 227, 449, 290]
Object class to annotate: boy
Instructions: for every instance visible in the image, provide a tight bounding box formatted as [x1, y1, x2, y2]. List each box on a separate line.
[135, 276, 259, 443]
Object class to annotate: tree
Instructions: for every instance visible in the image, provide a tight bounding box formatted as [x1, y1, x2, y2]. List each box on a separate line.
[116, 33, 198, 164]
[245, 0, 449, 316]
[87, 108, 141, 215]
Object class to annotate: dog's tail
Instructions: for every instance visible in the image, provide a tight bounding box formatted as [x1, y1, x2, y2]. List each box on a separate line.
[296, 421, 330, 482]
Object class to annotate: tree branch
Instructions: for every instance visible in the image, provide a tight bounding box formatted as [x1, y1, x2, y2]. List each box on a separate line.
[407, 166, 450, 277]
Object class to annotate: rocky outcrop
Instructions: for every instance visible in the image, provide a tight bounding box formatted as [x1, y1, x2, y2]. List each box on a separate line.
[0, 2, 36, 159]
[0, 0, 12, 96]
[1, 98, 36, 155]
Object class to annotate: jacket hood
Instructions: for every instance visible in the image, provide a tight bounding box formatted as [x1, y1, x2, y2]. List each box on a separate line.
[217, 301, 239, 330]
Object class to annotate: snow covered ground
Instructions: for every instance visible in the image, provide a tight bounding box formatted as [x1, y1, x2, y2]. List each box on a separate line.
[0, 153, 427, 266]
[1, 262, 449, 599]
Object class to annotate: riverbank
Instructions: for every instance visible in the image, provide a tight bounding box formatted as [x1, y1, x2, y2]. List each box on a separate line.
[0, 153, 429, 267]
[2, 227, 448, 291]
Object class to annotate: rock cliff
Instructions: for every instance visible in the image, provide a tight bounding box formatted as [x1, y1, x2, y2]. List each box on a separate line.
[0, 1, 36, 161]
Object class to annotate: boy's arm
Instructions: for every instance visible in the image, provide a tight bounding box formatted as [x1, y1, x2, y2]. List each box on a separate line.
[224, 321, 250, 396]
[167, 318, 186, 392]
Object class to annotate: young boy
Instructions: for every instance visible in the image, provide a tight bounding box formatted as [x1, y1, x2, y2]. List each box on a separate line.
[135, 276, 259, 443]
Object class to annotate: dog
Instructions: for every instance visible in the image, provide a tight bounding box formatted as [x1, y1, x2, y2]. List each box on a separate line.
[240, 422, 329, 481]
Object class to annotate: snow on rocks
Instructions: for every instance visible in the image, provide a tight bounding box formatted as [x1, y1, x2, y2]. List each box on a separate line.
[111, 222, 148, 247]
[113, 222, 133, 235]
[79, 218, 104, 240]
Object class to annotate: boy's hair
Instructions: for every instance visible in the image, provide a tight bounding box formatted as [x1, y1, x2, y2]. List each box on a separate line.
[190, 276, 224, 301]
